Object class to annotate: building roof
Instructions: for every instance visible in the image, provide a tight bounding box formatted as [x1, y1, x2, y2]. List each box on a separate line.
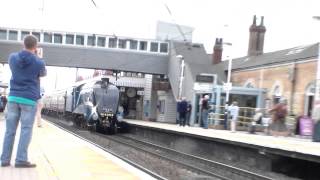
[172, 41, 227, 84]
[210, 43, 319, 71]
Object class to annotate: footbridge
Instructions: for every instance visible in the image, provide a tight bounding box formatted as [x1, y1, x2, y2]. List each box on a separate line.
[0, 27, 169, 74]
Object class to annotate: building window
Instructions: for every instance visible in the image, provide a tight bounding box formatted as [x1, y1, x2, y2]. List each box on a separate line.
[54, 34, 62, 44]
[244, 82, 254, 88]
[66, 34, 74, 44]
[97, 37, 105, 47]
[130, 40, 138, 50]
[108, 38, 117, 48]
[0, 29, 6, 40]
[160, 43, 168, 53]
[118, 39, 126, 49]
[159, 100, 165, 114]
[139, 41, 147, 51]
[21, 31, 30, 40]
[87, 35, 96, 46]
[32, 32, 40, 41]
[8, 30, 18, 40]
[273, 85, 281, 104]
[43, 32, 52, 43]
[76, 35, 84, 45]
[150, 42, 159, 52]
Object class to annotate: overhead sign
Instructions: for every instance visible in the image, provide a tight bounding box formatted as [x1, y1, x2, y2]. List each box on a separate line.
[196, 75, 214, 83]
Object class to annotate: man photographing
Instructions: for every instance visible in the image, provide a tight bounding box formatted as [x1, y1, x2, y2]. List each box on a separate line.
[1, 35, 46, 168]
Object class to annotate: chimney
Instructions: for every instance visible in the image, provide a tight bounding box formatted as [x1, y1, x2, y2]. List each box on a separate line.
[256, 16, 266, 55]
[212, 38, 223, 64]
[247, 15, 266, 56]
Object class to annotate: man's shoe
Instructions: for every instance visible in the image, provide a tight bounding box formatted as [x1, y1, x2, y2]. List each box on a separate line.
[15, 162, 36, 168]
[1, 162, 10, 167]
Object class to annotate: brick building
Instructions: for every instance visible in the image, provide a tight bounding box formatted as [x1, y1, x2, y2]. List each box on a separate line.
[211, 15, 319, 116]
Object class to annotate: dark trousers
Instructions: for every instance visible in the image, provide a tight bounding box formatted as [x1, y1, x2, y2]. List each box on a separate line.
[223, 112, 228, 130]
[179, 112, 187, 126]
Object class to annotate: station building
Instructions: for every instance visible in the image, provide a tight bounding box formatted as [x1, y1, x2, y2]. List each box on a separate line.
[210, 15, 319, 117]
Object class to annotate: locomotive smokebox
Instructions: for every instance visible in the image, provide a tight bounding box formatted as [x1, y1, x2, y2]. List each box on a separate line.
[101, 77, 109, 83]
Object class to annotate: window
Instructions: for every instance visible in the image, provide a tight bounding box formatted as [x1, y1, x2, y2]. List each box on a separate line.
[8, 30, 18, 40]
[87, 35, 96, 46]
[43, 32, 52, 43]
[0, 29, 6, 40]
[76, 35, 84, 45]
[118, 39, 126, 49]
[32, 32, 40, 41]
[160, 43, 168, 53]
[245, 82, 254, 88]
[273, 85, 281, 104]
[97, 37, 105, 47]
[66, 34, 74, 44]
[21, 31, 30, 40]
[130, 40, 138, 50]
[53, 34, 62, 44]
[150, 42, 159, 52]
[159, 100, 165, 114]
[108, 38, 117, 48]
[139, 41, 147, 51]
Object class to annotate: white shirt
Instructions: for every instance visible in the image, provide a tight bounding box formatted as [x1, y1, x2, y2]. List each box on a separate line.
[228, 105, 239, 121]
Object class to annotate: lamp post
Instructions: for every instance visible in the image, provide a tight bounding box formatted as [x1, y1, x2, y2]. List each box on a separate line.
[177, 55, 185, 100]
[223, 42, 233, 103]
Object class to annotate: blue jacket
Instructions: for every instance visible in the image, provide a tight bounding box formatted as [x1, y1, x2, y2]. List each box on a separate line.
[178, 100, 188, 113]
[9, 50, 46, 101]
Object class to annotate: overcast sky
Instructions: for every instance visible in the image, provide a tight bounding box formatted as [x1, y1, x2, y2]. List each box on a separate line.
[1, 0, 320, 91]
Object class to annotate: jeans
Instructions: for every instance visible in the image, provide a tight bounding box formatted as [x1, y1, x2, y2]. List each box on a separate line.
[202, 110, 209, 129]
[1, 102, 37, 164]
[179, 112, 186, 126]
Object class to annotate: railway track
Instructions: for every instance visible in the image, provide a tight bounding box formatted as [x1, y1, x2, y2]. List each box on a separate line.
[45, 116, 274, 180]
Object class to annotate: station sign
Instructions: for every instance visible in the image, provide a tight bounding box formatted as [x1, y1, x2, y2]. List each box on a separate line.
[223, 82, 232, 91]
[196, 75, 215, 83]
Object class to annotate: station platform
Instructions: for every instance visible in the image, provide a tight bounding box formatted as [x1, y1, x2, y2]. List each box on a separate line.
[125, 119, 320, 157]
[0, 115, 155, 180]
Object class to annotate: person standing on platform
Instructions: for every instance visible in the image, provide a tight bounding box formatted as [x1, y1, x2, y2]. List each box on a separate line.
[1, 35, 46, 168]
[35, 86, 45, 127]
[178, 97, 188, 127]
[201, 95, 210, 129]
[186, 101, 192, 126]
[176, 98, 181, 124]
[228, 101, 239, 132]
[223, 102, 229, 130]
[249, 108, 263, 134]
[269, 98, 289, 136]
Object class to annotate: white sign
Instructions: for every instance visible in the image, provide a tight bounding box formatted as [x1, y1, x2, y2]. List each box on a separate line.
[223, 82, 232, 91]
[137, 90, 144, 95]
[120, 87, 125, 92]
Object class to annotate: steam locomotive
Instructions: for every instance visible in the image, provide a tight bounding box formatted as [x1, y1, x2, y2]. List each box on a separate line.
[43, 77, 125, 134]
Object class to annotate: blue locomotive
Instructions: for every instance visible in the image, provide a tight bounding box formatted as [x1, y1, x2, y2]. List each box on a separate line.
[43, 77, 124, 134]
